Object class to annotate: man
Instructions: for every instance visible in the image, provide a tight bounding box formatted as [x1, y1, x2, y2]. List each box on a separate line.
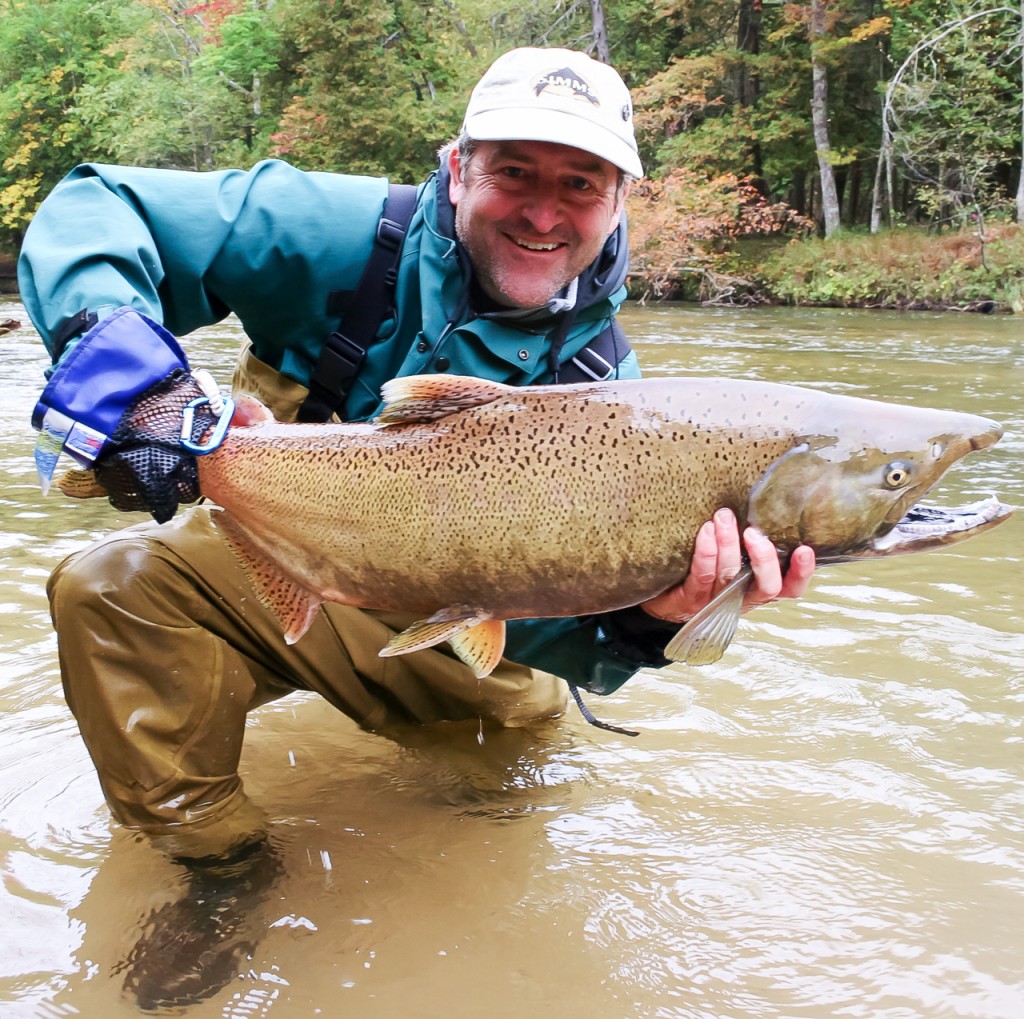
[20, 47, 814, 1005]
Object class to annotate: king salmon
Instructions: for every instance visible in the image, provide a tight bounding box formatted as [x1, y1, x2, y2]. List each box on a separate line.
[196, 374, 1013, 677]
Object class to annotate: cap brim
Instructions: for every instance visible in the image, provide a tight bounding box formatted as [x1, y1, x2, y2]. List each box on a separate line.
[465, 108, 643, 178]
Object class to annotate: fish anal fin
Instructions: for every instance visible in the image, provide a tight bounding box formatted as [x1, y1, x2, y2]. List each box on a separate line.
[449, 620, 507, 679]
[663, 568, 752, 666]
[377, 375, 514, 425]
[380, 606, 497, 672]
[214, 512, 323, 644]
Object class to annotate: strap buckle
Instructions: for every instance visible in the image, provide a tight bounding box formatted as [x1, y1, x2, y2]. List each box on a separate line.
[376, 215, 407, 249]
[571, 346, 615, 382]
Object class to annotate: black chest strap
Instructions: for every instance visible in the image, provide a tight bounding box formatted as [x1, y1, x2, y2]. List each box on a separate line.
[554, 319, 632, 384]
[298, 182, 420, 423]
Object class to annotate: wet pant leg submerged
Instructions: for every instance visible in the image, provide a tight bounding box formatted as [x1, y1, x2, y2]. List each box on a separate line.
[48, 506, 566, 860]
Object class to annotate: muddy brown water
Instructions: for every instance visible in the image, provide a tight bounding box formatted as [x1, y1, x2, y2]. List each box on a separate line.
[1, 298, 1021, 1018]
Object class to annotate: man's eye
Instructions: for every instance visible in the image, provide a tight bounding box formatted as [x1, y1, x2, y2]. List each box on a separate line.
[500, 166, 525, 179]
[567, 177, 592, 192]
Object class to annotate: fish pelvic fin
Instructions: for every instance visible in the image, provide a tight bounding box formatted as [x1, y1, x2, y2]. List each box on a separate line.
[449, 620, 507, 679]
[663, 568, 752, 666]
[379, 606, 504, 678]
[214, 512, 323, 644]
[376, 374, 515, 425]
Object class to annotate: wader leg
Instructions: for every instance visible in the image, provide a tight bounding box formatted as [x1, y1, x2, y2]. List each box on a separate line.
[48, 507, 565, 860]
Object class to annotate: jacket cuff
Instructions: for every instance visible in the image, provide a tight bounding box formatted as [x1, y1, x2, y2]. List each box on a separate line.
[592, 604, 680, 668]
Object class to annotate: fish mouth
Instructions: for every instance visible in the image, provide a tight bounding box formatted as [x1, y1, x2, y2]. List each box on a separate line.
[830, 495, 1015, 561]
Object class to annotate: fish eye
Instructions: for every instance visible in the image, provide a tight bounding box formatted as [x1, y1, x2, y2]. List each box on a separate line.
[884, 462, 912, 489]
[930, 442, 944, 460]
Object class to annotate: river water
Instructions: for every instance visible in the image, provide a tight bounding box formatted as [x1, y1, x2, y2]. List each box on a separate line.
[1, 297, 1021, 1019]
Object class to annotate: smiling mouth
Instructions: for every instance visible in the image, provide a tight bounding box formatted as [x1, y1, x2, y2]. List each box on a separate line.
[511, 236, 563, 252]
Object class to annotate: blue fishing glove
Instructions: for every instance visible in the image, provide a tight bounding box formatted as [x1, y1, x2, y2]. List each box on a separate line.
[32, 306, 216, 523]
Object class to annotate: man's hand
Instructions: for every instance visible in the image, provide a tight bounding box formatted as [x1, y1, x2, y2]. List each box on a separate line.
[31, 307, 211, 523]
[642, 508, 815, 623]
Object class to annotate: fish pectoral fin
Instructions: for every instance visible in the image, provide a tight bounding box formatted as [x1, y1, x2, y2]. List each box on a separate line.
[377, 375, 514, 425]
[230, 393, 275, 426]
[448, 620, 507, 679]
[214, 512, 323, 644]
[663, 568, 752, 666]
[380, 606, 496, 664]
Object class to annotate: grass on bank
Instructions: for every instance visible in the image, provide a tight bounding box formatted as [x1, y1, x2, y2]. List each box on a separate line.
[750, 224, 1024, 313]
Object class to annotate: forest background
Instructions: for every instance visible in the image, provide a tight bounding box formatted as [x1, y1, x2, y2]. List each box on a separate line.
[2, 0, 1024, 311]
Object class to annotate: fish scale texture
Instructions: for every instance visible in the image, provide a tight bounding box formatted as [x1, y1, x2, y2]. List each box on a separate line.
[196, 375, 999, 629]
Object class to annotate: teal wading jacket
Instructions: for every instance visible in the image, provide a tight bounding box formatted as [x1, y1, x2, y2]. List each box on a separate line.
[19, 157, 676, 695]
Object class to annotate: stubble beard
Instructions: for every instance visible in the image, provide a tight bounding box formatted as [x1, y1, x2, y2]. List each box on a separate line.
[455, 204, 576, 310]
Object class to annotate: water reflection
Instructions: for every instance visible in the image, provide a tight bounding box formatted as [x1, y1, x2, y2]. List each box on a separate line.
[1, 298, 1021, 1018]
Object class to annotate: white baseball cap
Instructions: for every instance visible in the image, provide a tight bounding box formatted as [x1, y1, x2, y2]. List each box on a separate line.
[462, 47, 644, 179]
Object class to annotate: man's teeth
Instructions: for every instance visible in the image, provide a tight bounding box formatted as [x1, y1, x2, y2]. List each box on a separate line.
[514, 238, 560, 251]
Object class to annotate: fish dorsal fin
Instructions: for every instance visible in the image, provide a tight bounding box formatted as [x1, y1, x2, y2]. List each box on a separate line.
[379, 606, 503, 677]
[663, 568, 752, 666]
[377, 374, 514, 425]
[215, 512, 323, 644]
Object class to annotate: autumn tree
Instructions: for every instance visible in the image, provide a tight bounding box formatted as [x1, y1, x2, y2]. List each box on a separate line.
[0, 0, 132, 240]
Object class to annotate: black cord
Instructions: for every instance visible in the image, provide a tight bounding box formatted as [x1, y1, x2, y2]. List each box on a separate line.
[567, 683, 640, 737]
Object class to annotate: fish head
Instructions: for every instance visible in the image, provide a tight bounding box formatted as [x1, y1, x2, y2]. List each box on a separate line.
[747, 403, 1009, 558]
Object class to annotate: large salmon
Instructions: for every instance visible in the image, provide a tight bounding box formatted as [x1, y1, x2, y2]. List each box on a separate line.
[196, 374, 1012, 677]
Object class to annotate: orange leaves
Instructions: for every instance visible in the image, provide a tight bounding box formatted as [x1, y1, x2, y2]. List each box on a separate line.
[626, 168, 811, 299]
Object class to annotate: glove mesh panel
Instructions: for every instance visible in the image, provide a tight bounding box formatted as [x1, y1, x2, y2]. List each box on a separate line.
[95, 369, 219, 524]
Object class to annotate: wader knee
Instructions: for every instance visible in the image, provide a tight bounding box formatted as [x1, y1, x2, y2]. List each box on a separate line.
[47, 532, 267, 860]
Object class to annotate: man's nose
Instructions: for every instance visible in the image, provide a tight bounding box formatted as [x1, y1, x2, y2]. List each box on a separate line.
[519, 189, 562, 233]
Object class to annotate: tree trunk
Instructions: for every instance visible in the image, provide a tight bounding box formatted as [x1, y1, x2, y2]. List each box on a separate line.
[590, 0, 610, 63]
[736, 0, 765, 189]
[809, 0, 841, 237]
[1017, 1, 1024, 221]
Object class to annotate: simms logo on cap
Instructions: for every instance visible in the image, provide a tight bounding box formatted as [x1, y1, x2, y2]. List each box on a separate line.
[533, 67, 600, 106]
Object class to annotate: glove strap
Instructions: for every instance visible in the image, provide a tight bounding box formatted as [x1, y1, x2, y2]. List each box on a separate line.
[32, 307, 189, 491]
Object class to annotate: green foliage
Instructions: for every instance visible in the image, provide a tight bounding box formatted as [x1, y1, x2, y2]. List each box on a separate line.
[759, 225, 1024, 311]
[886, 5, 1022, 227]
[73, 1, 291, 170]
[269, 0, 485, 180]
[2, 0, 1023, 291]
[0, 0, 133, 238]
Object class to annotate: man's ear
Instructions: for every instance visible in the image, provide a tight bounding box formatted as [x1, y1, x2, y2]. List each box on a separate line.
[607, 181, 631, 238]
[447, 146, 464, 206]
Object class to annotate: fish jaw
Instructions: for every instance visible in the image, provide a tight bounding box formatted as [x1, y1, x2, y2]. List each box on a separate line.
[823, 496, 1015, 562]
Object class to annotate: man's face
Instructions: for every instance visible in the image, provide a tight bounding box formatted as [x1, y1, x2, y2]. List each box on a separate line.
[448, 139, 627, 309]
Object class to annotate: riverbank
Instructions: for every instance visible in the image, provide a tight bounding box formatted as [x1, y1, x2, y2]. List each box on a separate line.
[0, 255, 16, 292]
[638, 224, 1024, 313]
